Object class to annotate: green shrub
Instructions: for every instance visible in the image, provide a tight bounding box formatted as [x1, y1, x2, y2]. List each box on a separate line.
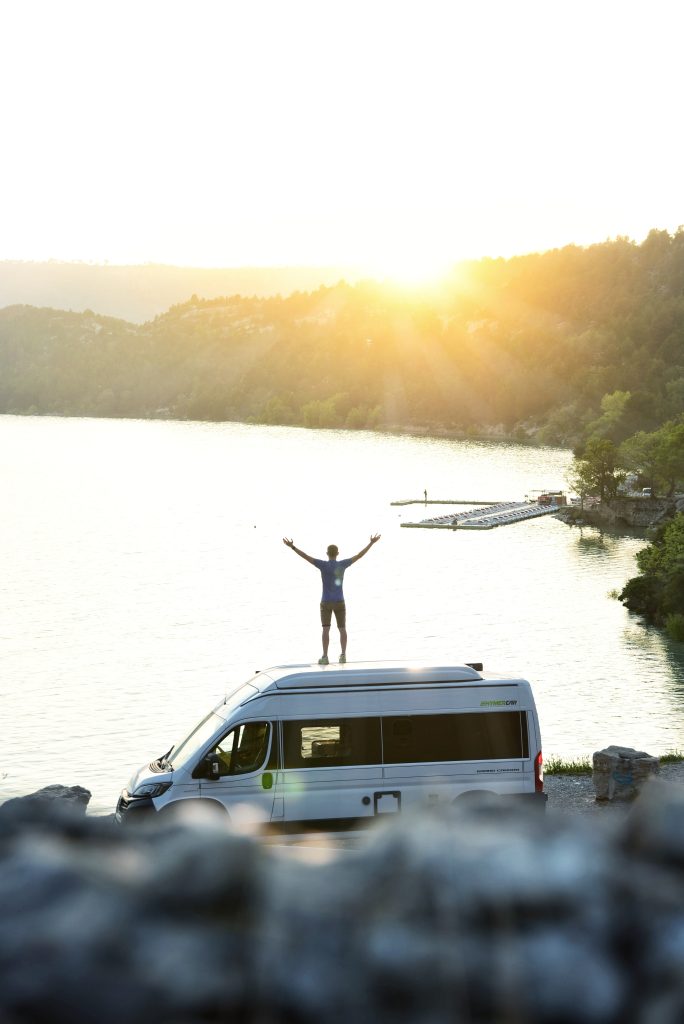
[619, 573, 663, 620]
[545, 755, 592, 775]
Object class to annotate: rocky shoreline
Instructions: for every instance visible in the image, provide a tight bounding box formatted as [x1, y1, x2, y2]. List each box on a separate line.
[556, 494, 684, 531]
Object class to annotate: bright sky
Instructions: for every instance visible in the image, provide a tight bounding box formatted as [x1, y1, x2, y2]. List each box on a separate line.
[1, 0, 682, 281]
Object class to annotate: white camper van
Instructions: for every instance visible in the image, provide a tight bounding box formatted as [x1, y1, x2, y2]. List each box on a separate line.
[116, 662, 547, 830]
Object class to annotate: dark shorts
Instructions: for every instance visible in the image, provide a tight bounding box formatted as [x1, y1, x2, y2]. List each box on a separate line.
[320, 601, 346, 628]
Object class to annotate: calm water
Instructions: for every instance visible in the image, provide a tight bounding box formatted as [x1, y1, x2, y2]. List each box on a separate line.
[3, 415, 684, 814]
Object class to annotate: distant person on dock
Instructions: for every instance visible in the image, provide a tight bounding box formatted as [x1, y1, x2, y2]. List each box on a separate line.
[282, 535, 381, 664]
[424, 488, 428, 503]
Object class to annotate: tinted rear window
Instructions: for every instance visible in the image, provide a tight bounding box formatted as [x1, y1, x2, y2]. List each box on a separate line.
[382, 711, 529, 763]
[281, 711, 529, 768]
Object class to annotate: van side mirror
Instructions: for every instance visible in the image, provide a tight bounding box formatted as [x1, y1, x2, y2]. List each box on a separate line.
[205, 753, 221, 780]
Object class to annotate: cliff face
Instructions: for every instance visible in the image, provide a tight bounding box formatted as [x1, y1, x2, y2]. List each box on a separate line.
[599, 497, 679, 528]
[559, 497, 684, 530]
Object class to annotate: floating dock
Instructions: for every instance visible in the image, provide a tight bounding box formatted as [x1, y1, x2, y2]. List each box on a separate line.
[399, 500, 562, 530]
[391, 499, 499, 507]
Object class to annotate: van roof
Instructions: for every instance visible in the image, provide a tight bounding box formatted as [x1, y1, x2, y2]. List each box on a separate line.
[248, 661, 489, 692]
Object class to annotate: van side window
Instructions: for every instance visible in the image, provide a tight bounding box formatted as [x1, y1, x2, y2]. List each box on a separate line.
[382, 712, 529, 763]
[213, 722, 271, 776]
[283, 718, 381, 768]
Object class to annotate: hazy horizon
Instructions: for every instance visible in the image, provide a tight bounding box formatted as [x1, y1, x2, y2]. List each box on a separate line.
[1, 223, 679, 323]
[2, 218, 677, 280]
[0, 220, 671, 272]
[0, 261, 367, 323]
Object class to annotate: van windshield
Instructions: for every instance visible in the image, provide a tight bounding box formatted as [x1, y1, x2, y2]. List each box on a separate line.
[167, 685, 257, 770]
[168, 712, 224, 770]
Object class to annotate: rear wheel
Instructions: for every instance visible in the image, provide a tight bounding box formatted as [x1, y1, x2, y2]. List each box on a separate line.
[452, 790, 498, 805]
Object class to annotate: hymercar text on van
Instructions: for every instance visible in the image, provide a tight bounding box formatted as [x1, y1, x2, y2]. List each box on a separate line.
[116, 662, 547, 831]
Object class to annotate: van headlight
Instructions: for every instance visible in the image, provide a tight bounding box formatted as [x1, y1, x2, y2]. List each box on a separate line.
[132, 781, 172, 798]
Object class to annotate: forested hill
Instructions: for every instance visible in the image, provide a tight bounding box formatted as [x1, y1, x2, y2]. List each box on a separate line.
[1, 229, 683, 446]
[0, 262, 357, 323]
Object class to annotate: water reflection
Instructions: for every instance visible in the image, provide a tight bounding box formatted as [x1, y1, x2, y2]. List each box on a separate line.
[662, 635, 684, 697]
[574, 523, 649, 552]
[576, 530, 613, 554]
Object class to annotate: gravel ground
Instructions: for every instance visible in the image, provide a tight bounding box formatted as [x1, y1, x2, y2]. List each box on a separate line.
[545, 761, 684, 816]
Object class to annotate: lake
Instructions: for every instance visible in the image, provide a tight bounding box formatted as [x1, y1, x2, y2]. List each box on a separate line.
[2, 415, 684, 814]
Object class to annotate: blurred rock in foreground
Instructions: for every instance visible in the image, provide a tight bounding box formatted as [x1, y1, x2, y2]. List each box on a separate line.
[2, 781, 684, 1023]
[0, 783, 91, 824]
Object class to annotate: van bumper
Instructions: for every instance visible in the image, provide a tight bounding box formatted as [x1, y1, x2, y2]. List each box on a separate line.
[115, 790, 157, 825]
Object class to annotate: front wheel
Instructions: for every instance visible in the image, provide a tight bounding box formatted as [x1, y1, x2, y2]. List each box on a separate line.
[157, 799, 230, 826]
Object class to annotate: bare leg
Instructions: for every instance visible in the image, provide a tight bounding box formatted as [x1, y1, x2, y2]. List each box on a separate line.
[339, 627, 347, 656]
[322, 625, 330, 657]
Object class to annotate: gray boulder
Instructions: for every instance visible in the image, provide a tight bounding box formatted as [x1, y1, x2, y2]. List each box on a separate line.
[593, 745, 659, 801]
[0, 784, 92, 834]
[1, 783, 91, 812]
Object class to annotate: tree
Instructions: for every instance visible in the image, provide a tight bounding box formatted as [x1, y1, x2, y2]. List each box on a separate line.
[260, 395, 294, 425]
[655, 421, 684, 495]
[570, 437, 624, 502]
[586, 390, 631, 442]
[565, 459, 594, 511]
[620, 513, 684, 635]
[619, 418, 684, 496]
[618, 430, 663, 494]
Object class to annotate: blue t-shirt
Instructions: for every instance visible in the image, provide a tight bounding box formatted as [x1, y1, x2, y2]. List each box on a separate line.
[313, 557, 353, 602]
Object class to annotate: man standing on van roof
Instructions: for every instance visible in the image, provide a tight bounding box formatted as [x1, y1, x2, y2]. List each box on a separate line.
[283, 534, 381, 665]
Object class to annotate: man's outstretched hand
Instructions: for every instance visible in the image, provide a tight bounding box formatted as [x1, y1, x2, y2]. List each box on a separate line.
[370, 533, 381, 544]
[283, 537, 294, 548]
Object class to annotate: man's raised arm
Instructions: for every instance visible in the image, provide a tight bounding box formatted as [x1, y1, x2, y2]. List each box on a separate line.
[283, 538, 318, 565]
[349, 533, 381, 564]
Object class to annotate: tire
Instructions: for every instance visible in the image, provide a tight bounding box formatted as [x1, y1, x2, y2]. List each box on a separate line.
[452, 790, 498, 805]
[157, 799, 230, 826]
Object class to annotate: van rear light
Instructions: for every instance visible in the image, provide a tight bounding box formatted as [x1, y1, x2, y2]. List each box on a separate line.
[534, 751, 544, 792]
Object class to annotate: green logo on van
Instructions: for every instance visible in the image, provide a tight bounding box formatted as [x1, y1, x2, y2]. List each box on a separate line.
[480, 699, 518, 707]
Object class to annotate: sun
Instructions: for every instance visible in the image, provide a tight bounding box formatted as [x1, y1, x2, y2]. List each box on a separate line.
[358, 250, 455, 289]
